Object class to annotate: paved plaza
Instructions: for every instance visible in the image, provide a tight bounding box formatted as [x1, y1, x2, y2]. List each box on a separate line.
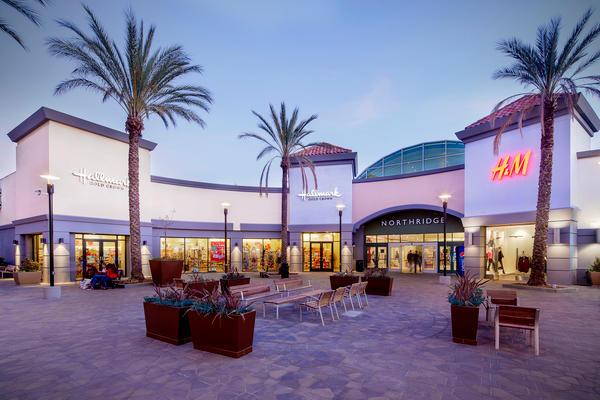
[0, 273, 599, 400]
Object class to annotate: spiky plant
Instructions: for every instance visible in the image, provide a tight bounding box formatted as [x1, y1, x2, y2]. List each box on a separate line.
[1, 0, 48, 49]
[47, 5, 212, 281]
[491, 9, 600, 286]
[239, 103, 319, 269]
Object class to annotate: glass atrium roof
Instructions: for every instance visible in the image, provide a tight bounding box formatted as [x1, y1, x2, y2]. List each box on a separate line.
[355, 140, 464, 180]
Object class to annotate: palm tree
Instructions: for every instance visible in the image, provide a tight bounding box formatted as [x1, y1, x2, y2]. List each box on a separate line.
[492, 9, 600, 286]
[240, 103, 318, 274]
[48, 6, 212, 281]
[1, 0, 48, 49]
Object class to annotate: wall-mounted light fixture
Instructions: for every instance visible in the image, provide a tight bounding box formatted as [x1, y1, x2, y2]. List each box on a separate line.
[292, 242, 297, 246]
[235, 242, 238, 247]
[344, 241, 348, 246]
[41, 238, 47, 244]
[58, 238, 64, 244]
[13, 240, 19, 245]
[142, 240, 147, 246]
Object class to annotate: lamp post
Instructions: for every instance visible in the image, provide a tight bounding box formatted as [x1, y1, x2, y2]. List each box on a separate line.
[336, 204, 345, 272]
[40, 175, 60, 298]
[221, 202, 230, 273]
[439, 194, 451, 281]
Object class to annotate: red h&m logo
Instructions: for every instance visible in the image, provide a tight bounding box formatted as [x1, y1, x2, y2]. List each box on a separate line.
[491, 151, 532, 181]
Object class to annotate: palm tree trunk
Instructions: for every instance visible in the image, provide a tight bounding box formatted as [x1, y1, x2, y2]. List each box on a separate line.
[528, 99, 555, 286]
[126, 115, 144, 281]
[280, 161, 289, 265]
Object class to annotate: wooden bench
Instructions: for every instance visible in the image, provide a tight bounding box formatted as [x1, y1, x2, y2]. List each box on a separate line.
[495, 305, 540, 356]
[237, 285, 279, 303]
[275, 279, 312, 294]
[485, 289, 518, 322]
[263, 289, 323, 319]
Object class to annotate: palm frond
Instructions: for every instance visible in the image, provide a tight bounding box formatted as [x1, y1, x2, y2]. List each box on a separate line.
[1, 0, 48, 48]
[48, 4, 212, 131]
[241, 103, 319, 193]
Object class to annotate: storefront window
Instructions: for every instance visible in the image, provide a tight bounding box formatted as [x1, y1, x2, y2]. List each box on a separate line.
[365, 235, 377, 243]
[242, 239, 281, 272]
[162, 237, 184, 259]
[376, 235, 388, 243]
[388, 235, 401, 242]
[184, 238, 208, 271]
[159, 237, 229, 272]
[75, 234, 128, 279]
[424, 233, 438, 242]
[401, 234, 424, 242]
[452, 232, 465, 241]
[485, 225, 534, 275]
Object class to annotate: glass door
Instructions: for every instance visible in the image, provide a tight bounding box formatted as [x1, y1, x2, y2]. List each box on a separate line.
[101, 241, 117, 267]
[84, 240, 100, 278]
[389, 244, 401, 270]
[377, 246, 387, 269]
[310, 242, 333, 271]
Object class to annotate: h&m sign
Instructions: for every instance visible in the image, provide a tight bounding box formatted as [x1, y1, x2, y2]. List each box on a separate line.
[491, 151, 532, 182]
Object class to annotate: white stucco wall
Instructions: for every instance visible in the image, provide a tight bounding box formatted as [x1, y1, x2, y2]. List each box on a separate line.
[574, 154, 600, 229]
[464, 115, 572, 217]
[14, 124, 50, 221]
[289, 163, 353, 226]
[148, 182, 281, 226]
[352, 169, 465, 223]
[0, 172, 16, 226]
[48, 121, 153, 221]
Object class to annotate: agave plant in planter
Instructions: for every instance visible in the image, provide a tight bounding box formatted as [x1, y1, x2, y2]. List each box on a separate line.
[185, 270, 219, 295]
[220, 269, 250, 293]
[143, 285, 195, 345]
[188, 287, 256, 358]
[448, 272, 488, 345]
[330, 269, 359, 290]
[362, 267, 393, 296]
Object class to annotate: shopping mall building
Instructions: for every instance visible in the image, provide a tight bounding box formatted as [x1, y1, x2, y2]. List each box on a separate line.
[1, 94, 599, 284]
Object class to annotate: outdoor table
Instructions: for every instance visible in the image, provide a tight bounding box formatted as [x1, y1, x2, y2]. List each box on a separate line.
[262, 289, 324, 319]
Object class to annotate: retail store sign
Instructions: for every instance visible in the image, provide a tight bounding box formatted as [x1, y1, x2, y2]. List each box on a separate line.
[297, 187, 342, 201]
[491, 150, 532, 181]
[381, 217, 444, 227]
[72, 168, 129, 191]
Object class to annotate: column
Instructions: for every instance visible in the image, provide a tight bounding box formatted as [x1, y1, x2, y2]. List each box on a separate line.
[463, 226, 486, 278]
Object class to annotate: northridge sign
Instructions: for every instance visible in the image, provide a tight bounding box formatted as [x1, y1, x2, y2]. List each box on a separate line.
[72, 168, 129, 191]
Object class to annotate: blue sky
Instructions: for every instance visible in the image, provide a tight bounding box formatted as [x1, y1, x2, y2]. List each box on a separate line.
[1, 0, 599, 184]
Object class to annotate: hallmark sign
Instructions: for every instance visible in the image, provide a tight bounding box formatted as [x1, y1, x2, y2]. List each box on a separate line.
[297, 187, 342, 201]
[72, 168, 129, 191]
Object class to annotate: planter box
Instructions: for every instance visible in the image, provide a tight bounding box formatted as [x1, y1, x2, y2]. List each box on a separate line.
[450, 305, 479, 345]
[186, 280, 219, 295]
[588, 271, 600, 285]
[149, 260, 184, 287]
[143, 302, 191, 345]
[188, 310, 256, 358]
[329, 275, 359, 290]
[220, 277, 250, 293]
[363, 276, 393, 296]
[14, 271, 42, 285]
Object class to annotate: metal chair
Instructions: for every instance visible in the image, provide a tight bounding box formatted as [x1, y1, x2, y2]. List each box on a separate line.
[331, 287, 347, 319]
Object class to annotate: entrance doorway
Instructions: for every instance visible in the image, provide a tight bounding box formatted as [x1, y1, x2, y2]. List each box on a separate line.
[309, 242, 333, 271]
[75, 234, 127, 279]
[366, 244, 388, 269]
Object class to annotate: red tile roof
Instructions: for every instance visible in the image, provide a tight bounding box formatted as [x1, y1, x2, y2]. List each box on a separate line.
[466, 94, 540, 129]
[293, 142, 352, 156]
